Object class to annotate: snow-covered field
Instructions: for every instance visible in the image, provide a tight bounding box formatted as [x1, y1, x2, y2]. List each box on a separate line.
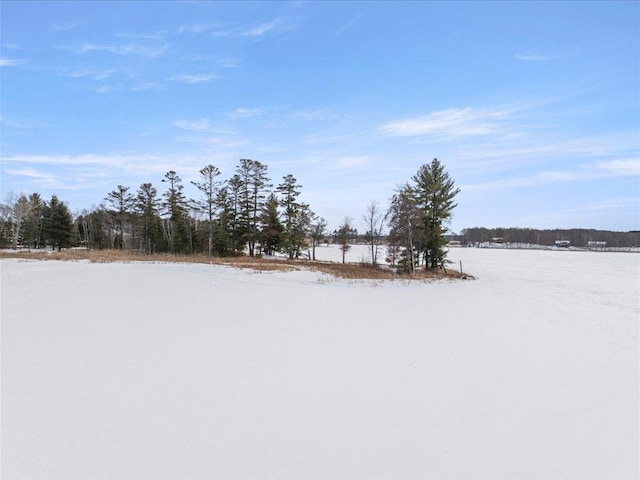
[2, 246, 638, 479]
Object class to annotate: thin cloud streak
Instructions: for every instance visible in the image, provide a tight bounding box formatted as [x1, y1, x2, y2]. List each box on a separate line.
[169, 73, 219, 84]
[461, 160, 639, 191]
[382, 107, 512, 138]
[228, 107, 263, 119]
[0, 58, 27, 67]
[515, 52, 554, 61]
[66, 42, 168, 57]
[175, 118, 212, 132]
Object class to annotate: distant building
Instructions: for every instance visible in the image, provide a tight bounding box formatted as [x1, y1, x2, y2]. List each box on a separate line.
[491, 237, 504, 244]
[555, 240, 570, 248]
[587, 241, 607, 250]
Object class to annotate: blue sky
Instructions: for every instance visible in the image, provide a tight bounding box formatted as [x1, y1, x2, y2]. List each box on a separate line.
[1, 1, 638, 233]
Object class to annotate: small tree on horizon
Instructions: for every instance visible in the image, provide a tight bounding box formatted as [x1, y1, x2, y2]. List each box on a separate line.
[362, 200, 388, 266]
[337, 216, 353, 264]
[309, 216, 328, 260]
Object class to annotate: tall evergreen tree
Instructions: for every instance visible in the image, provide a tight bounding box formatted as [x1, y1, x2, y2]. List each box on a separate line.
[412, 158, 460, 270]
[43, 195, 74, 251]
[213, 185, 234, 256]
[135, 183, 162, 253]
[277, 174, 307, 259]
[191, 164, 222, 256]
[387, 184, 419, 273]
[260, 193, 284, 256]
[225, 174, 245, 254]
[105, 185, 133, 249]
[236, 159, 271, 257]
[161, 171, 191, 253]
[10, 194, 31, 249]
[22, 193, 46, 249]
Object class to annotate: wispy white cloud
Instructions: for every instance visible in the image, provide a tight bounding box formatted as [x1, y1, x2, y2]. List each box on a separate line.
[240, 20, 280, 37]
[594, 158, 640, 176]
[217, 58, 239, 69]
[382, 107, 511, 138]
[1, 43, 21, 50]
[462, 158, 639, 191]
[210, 11, 301, 38]
[129, 81, 162, 91]
[4, 167, 57, 181]
[335, 13, 364, 36]
[326, 156, 372, 171]
[92, 85, 113, 94]
[519, 198, 639, 227]
[175, 118, 212, 132]
[116, 30, 167, 40]
[52, 19, 82, 31]
[0, 116, 46, 129]
[68, 67, 119, 80]
[228, 107, 263, 119]
[67, 42, 168, 57]
[515, 52, 554, 61]
[293, 109, 345, 122]
[169, 73, 218, 84]
[0, 57, 27, 67]
[177, 22, 224, 34]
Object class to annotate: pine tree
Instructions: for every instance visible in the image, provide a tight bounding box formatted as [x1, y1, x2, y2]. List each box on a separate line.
[161, 171, 191, 254]
[260, 193, 284, 256]
[191, 165, 222, 256]
[225, 174, 245, 254]
[277, 174, 309, 259]
[387, 184, 419, 273]
[43, 195, 74, 251]
[105, 185, 133, 249]
[135, 183, 162, 253]
[411, 158, 460, 270]
[10, 194, 31, 249]
[213, 186, 234, 256]
[337, 217, 353, 264]
[236, 159, 271, 257]
[22, 193, 46, 249]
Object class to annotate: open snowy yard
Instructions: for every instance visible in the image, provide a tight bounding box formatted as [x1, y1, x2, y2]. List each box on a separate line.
[1, 247, 638, 479]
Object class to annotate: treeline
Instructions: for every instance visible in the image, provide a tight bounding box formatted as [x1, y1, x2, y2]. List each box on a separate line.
[459, 227, 640, 248]
[1, 157, 464, 273]
[0, 159, 330, 259]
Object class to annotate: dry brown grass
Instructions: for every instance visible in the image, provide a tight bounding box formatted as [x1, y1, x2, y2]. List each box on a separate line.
[0, 249, 471, 281]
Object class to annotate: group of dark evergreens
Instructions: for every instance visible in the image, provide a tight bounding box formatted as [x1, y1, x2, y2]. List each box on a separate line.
[0, 158, 461, 272]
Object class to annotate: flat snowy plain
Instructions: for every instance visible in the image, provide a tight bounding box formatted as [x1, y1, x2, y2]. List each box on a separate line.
[2, 246, 638, 479]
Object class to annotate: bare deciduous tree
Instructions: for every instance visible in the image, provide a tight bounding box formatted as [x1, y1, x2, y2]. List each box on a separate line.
[362, 200, 388, 266]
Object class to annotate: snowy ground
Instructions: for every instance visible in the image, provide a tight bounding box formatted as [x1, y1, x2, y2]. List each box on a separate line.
[1, 246, 638, 479]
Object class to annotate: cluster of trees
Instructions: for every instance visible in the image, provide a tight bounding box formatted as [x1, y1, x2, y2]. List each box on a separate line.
[0, 193, 74, 251]
[79, 159, 326, 259]
[385, 158, 460, 272]
[1, 157, 463, 272]
[0, 159, 329, 260]
[460, 227, 640, 248]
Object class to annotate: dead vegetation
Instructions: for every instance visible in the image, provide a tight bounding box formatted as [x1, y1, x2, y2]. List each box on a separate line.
[0, 249, 471, 281]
